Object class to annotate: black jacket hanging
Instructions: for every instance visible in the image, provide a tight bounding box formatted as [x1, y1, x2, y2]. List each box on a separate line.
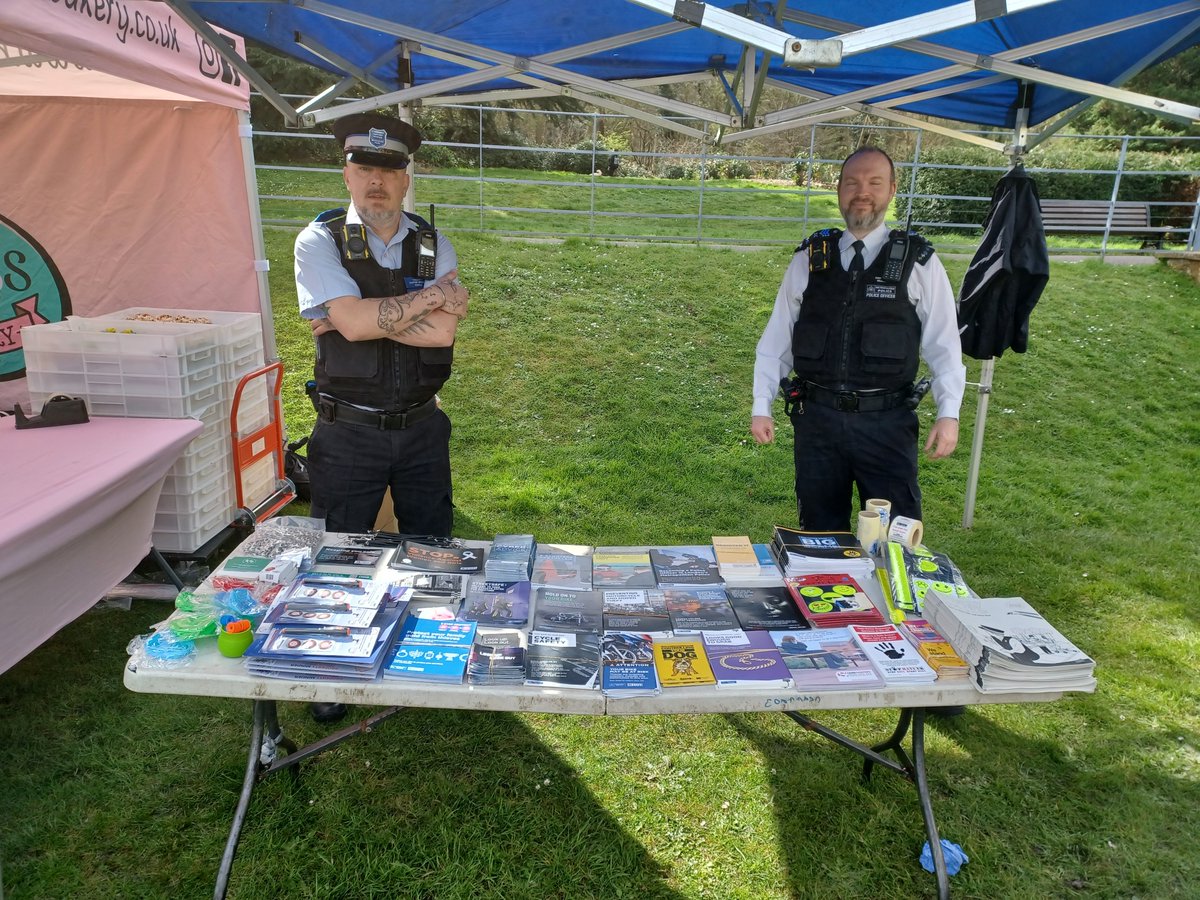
[956, 163, 1049, 360]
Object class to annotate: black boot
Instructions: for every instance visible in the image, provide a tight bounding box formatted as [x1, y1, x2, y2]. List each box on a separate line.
[310, 701, 347, 724]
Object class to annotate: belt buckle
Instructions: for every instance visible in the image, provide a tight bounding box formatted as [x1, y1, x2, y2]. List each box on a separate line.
[835, 392, 859, 412]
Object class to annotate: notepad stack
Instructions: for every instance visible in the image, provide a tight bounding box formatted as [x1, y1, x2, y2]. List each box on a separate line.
[771, 526, 875, 579]
[924, 594, 1096, 694]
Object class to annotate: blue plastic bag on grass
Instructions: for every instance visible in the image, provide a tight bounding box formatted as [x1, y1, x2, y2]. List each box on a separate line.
[920, 839, 968, 875]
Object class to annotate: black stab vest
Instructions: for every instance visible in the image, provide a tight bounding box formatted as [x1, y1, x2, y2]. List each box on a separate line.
[791, 228, 924, 391]
[311, 209, 453, 410]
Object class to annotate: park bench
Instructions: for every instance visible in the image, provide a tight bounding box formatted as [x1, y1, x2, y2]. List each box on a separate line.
[1039, 198, 1165, 248]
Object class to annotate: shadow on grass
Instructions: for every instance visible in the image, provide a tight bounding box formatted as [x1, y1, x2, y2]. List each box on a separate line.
[0, 603, 687, 900]
[726, 700, 1200, 899]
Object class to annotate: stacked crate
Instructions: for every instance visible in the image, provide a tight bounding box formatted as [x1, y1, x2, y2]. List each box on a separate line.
[23, 307, 274, 552]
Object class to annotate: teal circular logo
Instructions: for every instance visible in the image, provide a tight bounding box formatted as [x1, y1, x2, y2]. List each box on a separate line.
[0, 214, 71, 382]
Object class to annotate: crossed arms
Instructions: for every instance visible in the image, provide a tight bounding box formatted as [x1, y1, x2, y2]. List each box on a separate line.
[312, 270, 468, 346]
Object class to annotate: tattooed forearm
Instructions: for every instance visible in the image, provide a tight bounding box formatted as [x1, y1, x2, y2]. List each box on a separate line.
[376, 294, 439, 335]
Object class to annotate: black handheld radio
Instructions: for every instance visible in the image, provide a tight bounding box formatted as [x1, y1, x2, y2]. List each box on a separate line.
[880, 212, 914, 283]
[415, 204, 437, 279]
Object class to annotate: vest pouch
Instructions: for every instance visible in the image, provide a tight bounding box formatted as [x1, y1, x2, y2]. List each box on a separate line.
[858, 322, 911, 376]
[318, 332, 380, 381]
[417, 346, 454, 386]
[791, 322, 828, 361]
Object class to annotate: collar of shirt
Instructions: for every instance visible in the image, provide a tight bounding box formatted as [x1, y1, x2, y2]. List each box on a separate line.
[838, 223, 890, 270]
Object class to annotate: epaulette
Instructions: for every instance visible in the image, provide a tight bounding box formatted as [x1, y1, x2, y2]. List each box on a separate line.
[314, 207, 347, 226]
[904, 230, 935, 265]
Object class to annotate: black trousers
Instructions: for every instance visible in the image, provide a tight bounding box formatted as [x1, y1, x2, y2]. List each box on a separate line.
[306, 408, 453, 536]
[789, 402, 921, 532]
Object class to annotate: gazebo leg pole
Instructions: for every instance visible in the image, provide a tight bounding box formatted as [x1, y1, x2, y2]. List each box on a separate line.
[962, 357, 994, 529]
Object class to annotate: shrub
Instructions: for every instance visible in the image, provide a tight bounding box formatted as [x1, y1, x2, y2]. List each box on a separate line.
[710, 158, 754, 180]
[546, 139, 620, 175]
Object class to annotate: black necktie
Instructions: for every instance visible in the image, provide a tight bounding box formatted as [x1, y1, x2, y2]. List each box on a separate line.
[848, 240, 865, 275]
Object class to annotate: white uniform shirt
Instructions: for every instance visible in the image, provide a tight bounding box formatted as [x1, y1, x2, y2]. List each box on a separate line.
[294, 202, 459, 319]
[752, 224, 966, 421]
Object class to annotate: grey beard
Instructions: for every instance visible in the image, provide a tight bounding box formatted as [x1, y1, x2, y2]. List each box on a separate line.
[844, 207, 887, 232]
[359, 206, 400, 231]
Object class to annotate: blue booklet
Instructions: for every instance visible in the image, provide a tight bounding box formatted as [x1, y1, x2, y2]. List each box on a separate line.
[383, 617, 478, 683]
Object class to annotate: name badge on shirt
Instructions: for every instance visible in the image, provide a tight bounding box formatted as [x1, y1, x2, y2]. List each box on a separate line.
[864, 282, 899, 301]
[403, 276, 428, 293]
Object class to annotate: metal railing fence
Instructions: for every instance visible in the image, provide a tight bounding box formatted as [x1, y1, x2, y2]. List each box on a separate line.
[253, 104, 1200, 257]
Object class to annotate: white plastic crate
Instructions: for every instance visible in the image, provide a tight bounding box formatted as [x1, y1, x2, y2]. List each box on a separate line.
[26, 361, 221, 400]
[101, 307, 262, 363]
[239, 453, 280, 509]
[153, 483, 236, 534]
[161, 445, 230, 495]
[22, 316, 221, 359]
[156, 470, 234, 514]
[28, 382, 225, 419]
[166, 424, 231, 477]
[151, 502, 232, 553]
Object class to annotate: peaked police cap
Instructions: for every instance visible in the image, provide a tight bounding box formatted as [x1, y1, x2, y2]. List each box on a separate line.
[333, 113, 422, 169]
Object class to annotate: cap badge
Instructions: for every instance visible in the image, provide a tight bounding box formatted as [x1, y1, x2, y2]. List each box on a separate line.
[368, 127, 387, 149]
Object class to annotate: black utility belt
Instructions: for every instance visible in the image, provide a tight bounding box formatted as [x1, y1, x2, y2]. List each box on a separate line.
[798, 382, 912, 413]
[317, 394, 438, 430]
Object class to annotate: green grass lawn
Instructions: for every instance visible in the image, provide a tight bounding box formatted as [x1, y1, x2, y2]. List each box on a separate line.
[1, 230, 1197, 899]
[256, 165, 1155, 253]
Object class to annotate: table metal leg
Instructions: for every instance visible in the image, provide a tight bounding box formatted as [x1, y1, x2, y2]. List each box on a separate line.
[210, 702, 406, 897]
[784, 707, 950, 900]
[214, 700, 268, 900]
[911, 709, 950, 900]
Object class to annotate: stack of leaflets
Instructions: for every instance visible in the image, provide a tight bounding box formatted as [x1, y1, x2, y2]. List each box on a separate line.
[737, 543, 787, 586]
[383, 616, 477, 683]
[771, 526, 875, 579]
[385, 571, 468, 605]
[524, 629, 601, 689]
[532, 588, 604, 634]
[924, 595, 1096, 694]
[484, 534, 536, 581]
[726, 585, 809, 631]
[652, 637, 716, 687]
[531, 543, 593, 590]
[886, 542, 972, 615]
[391, 539, 485, 574]
[710, 535, 761, 581]
[703, 631, 793, 690]
[599, 631, 660, 697]
[591, 547, 656, 588]
[244, 575, 407, 681]
[526, 586, 603, 689]
[311, 544, 389, 570]
[460, 579, 531, 627]
[898, 619, 970, 679]
[849, 623, 938, 684]
[649, 546, 723, 587]
[785, 573, 885, 628]
[601, 590, 673, 637]
[466, 628, 528, 686]
[769, 628, 884, 690]
[662, 587, 741, 635]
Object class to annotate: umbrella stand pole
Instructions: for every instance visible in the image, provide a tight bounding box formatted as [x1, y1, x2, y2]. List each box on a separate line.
[962, 357, 995, 528]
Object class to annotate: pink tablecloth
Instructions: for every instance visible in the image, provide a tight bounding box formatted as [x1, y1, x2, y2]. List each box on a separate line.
[0, 415, 203, 674]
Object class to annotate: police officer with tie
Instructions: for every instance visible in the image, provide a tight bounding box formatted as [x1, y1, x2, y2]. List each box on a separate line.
[751, 147, 965, 532]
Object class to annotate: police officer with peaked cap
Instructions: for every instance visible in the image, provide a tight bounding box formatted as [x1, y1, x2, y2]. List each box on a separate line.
[294, 111, 469, 538]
